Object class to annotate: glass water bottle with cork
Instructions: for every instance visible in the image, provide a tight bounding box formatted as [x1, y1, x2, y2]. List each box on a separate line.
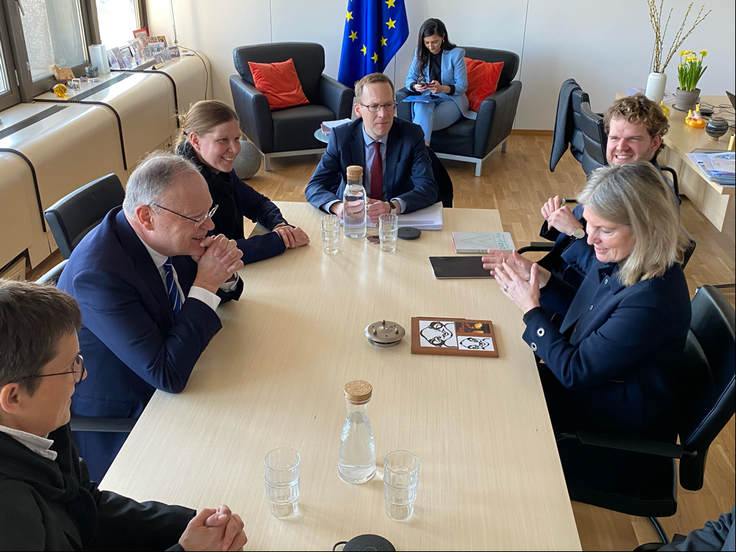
[338, 380, 376, 484]
[342, 165, 366, 239]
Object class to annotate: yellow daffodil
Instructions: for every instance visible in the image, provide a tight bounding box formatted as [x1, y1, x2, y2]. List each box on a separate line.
[700, 49, 708, 56]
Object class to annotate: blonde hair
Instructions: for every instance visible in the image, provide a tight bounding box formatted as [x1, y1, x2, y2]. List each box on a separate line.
[354, 73, 395, 104]
[603, 94, 669, 154]
[578, 162, 688, 286]
[175, 100, 240, 148]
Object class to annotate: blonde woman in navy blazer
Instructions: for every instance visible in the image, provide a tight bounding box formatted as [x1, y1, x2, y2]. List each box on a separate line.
[490, 162, 692, 490]
[405, 18, 476, 145]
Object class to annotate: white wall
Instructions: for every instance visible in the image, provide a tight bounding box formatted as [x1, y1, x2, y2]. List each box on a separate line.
[147, 0, 735, 130]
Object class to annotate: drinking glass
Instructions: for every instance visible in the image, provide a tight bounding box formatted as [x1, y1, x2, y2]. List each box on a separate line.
[264, 447, 300, 518]
[378, 214, 398, 252]
[383, 450, 419, 521]
[321, 214, 340, 254]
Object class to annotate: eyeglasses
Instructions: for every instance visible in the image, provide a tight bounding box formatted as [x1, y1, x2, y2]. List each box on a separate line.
[151, 203, 219, 227]
[20, 355, 86, 385]
[360, 102, 398, 113]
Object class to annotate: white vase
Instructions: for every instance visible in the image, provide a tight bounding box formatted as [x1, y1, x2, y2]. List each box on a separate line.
[645, 72, 667, 104]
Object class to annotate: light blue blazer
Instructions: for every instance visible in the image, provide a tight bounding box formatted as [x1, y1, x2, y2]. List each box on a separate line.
[405, 47, 476, 120]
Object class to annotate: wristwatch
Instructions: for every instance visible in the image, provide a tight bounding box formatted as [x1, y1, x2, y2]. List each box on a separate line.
[388, 201, 398, 215]
[571, 228, 585, 239]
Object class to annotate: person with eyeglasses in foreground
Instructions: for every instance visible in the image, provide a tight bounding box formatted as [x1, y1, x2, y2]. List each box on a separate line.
[305, 73, 438, 223]
[58, 152, 244, 483]
[0, 279, 248, 551]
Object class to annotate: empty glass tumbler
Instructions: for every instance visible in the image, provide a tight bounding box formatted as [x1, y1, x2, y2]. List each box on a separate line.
[264, 447, 300, 518]
[383, 450, 419, 521]
[321, 214, 340, 254]
[378, 213, 398, 252]
[338, 380, 376, 484]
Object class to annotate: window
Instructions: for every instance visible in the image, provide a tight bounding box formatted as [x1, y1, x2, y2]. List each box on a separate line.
[20, 0, 87, 81]
[95, 0, 139, 52]
[0, 0, 145, 109]
[0, 2, 19, 110]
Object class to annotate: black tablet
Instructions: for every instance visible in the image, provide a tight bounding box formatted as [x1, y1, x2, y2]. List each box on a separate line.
[429, 256, 493, 279]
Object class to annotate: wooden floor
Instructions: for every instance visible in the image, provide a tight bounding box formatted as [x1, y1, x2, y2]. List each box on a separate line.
[27, 133, 735, 550]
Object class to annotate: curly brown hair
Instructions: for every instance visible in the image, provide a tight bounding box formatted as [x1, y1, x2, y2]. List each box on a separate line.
[603, 93, 669, 153]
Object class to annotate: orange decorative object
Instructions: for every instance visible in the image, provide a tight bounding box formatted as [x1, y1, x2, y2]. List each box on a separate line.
[685, 104, 706, 128]
[53, 83, 67, 98]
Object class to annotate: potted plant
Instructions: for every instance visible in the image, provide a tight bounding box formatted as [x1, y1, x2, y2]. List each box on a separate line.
[645, 1, 710, 104]
[674, 50, 707, 111]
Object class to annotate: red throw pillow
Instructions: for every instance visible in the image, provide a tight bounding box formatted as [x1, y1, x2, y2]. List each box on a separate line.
[465, 58, 504, 112]
[247, 58, 310, 110]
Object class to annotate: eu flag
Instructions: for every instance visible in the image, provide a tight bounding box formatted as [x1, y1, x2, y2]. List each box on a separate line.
[337, 0, 409, 87]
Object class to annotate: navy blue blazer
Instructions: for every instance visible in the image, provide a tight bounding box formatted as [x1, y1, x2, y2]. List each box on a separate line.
[58, 208, 243, 480]
[525, 261, 691, 441]
[305, 118, 438, 213]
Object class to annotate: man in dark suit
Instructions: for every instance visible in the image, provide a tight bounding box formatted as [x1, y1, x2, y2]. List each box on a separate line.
[305, 73, 438, 223]
[58, 152, 244, 482]
[0, 279, 247, 550]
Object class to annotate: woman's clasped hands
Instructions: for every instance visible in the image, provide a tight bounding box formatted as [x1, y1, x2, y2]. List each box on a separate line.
[482, 250, 550, 314]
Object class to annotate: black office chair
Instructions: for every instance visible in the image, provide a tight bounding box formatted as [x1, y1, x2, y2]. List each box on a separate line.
[561, 285, 736, 544]
[35, 259, 68, 286]
[427, 147, 453, 208]
[229, 42, 354, 171]
[44, 173, 125, 259]
[34, 257, 135, 434]
[396, 47, 522, 177]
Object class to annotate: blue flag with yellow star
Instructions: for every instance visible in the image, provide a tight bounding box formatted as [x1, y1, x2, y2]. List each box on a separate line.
[337, 0, 409, 87]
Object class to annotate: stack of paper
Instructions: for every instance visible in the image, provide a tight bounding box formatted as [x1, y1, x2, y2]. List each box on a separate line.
[397, 202, 443, 230]
[686, 151, 735, 185]
[320, 118, 351, 135]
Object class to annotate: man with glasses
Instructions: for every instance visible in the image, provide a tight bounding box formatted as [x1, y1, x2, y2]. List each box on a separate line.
[0, 279, 247, 550]
[58, 152, 244, 482]
[306, 73, 438, 222]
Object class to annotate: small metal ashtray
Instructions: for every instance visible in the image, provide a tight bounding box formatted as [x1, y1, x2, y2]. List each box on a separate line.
[365, 319, 405, 348]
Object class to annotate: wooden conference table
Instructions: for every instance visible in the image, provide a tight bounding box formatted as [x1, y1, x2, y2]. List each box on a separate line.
[101, 202, 581, 551]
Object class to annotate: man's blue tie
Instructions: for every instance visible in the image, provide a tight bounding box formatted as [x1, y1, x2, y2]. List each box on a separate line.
[163, 258, 182, 314]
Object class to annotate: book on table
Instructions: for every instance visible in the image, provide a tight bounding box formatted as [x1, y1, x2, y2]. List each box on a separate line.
[452, 232, 515, 253]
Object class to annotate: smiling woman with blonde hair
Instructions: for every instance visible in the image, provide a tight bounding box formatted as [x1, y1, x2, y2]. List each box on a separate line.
[488, 161, 691, 490]
[176, 100, 309, 265]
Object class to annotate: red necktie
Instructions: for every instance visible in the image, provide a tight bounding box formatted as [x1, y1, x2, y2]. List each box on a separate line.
[370, 141, 383, 200]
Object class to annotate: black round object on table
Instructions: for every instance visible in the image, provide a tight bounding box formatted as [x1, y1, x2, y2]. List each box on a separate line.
[398, 227, 421, 240]
[342, 534, 395, 551]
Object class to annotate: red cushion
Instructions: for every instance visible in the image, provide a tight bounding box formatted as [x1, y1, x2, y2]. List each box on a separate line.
[465, 58, 504, 112]
[247, 59, 310, 110]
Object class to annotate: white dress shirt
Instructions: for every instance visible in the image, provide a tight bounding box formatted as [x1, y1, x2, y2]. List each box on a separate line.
[0, 424, 57, 460]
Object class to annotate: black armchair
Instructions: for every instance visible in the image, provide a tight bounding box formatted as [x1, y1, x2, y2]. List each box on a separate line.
[561, 285, 735, 544]
[230, 42, 354, 171]
[44, 173, 125, 259]
[396, 47, 522, 177]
